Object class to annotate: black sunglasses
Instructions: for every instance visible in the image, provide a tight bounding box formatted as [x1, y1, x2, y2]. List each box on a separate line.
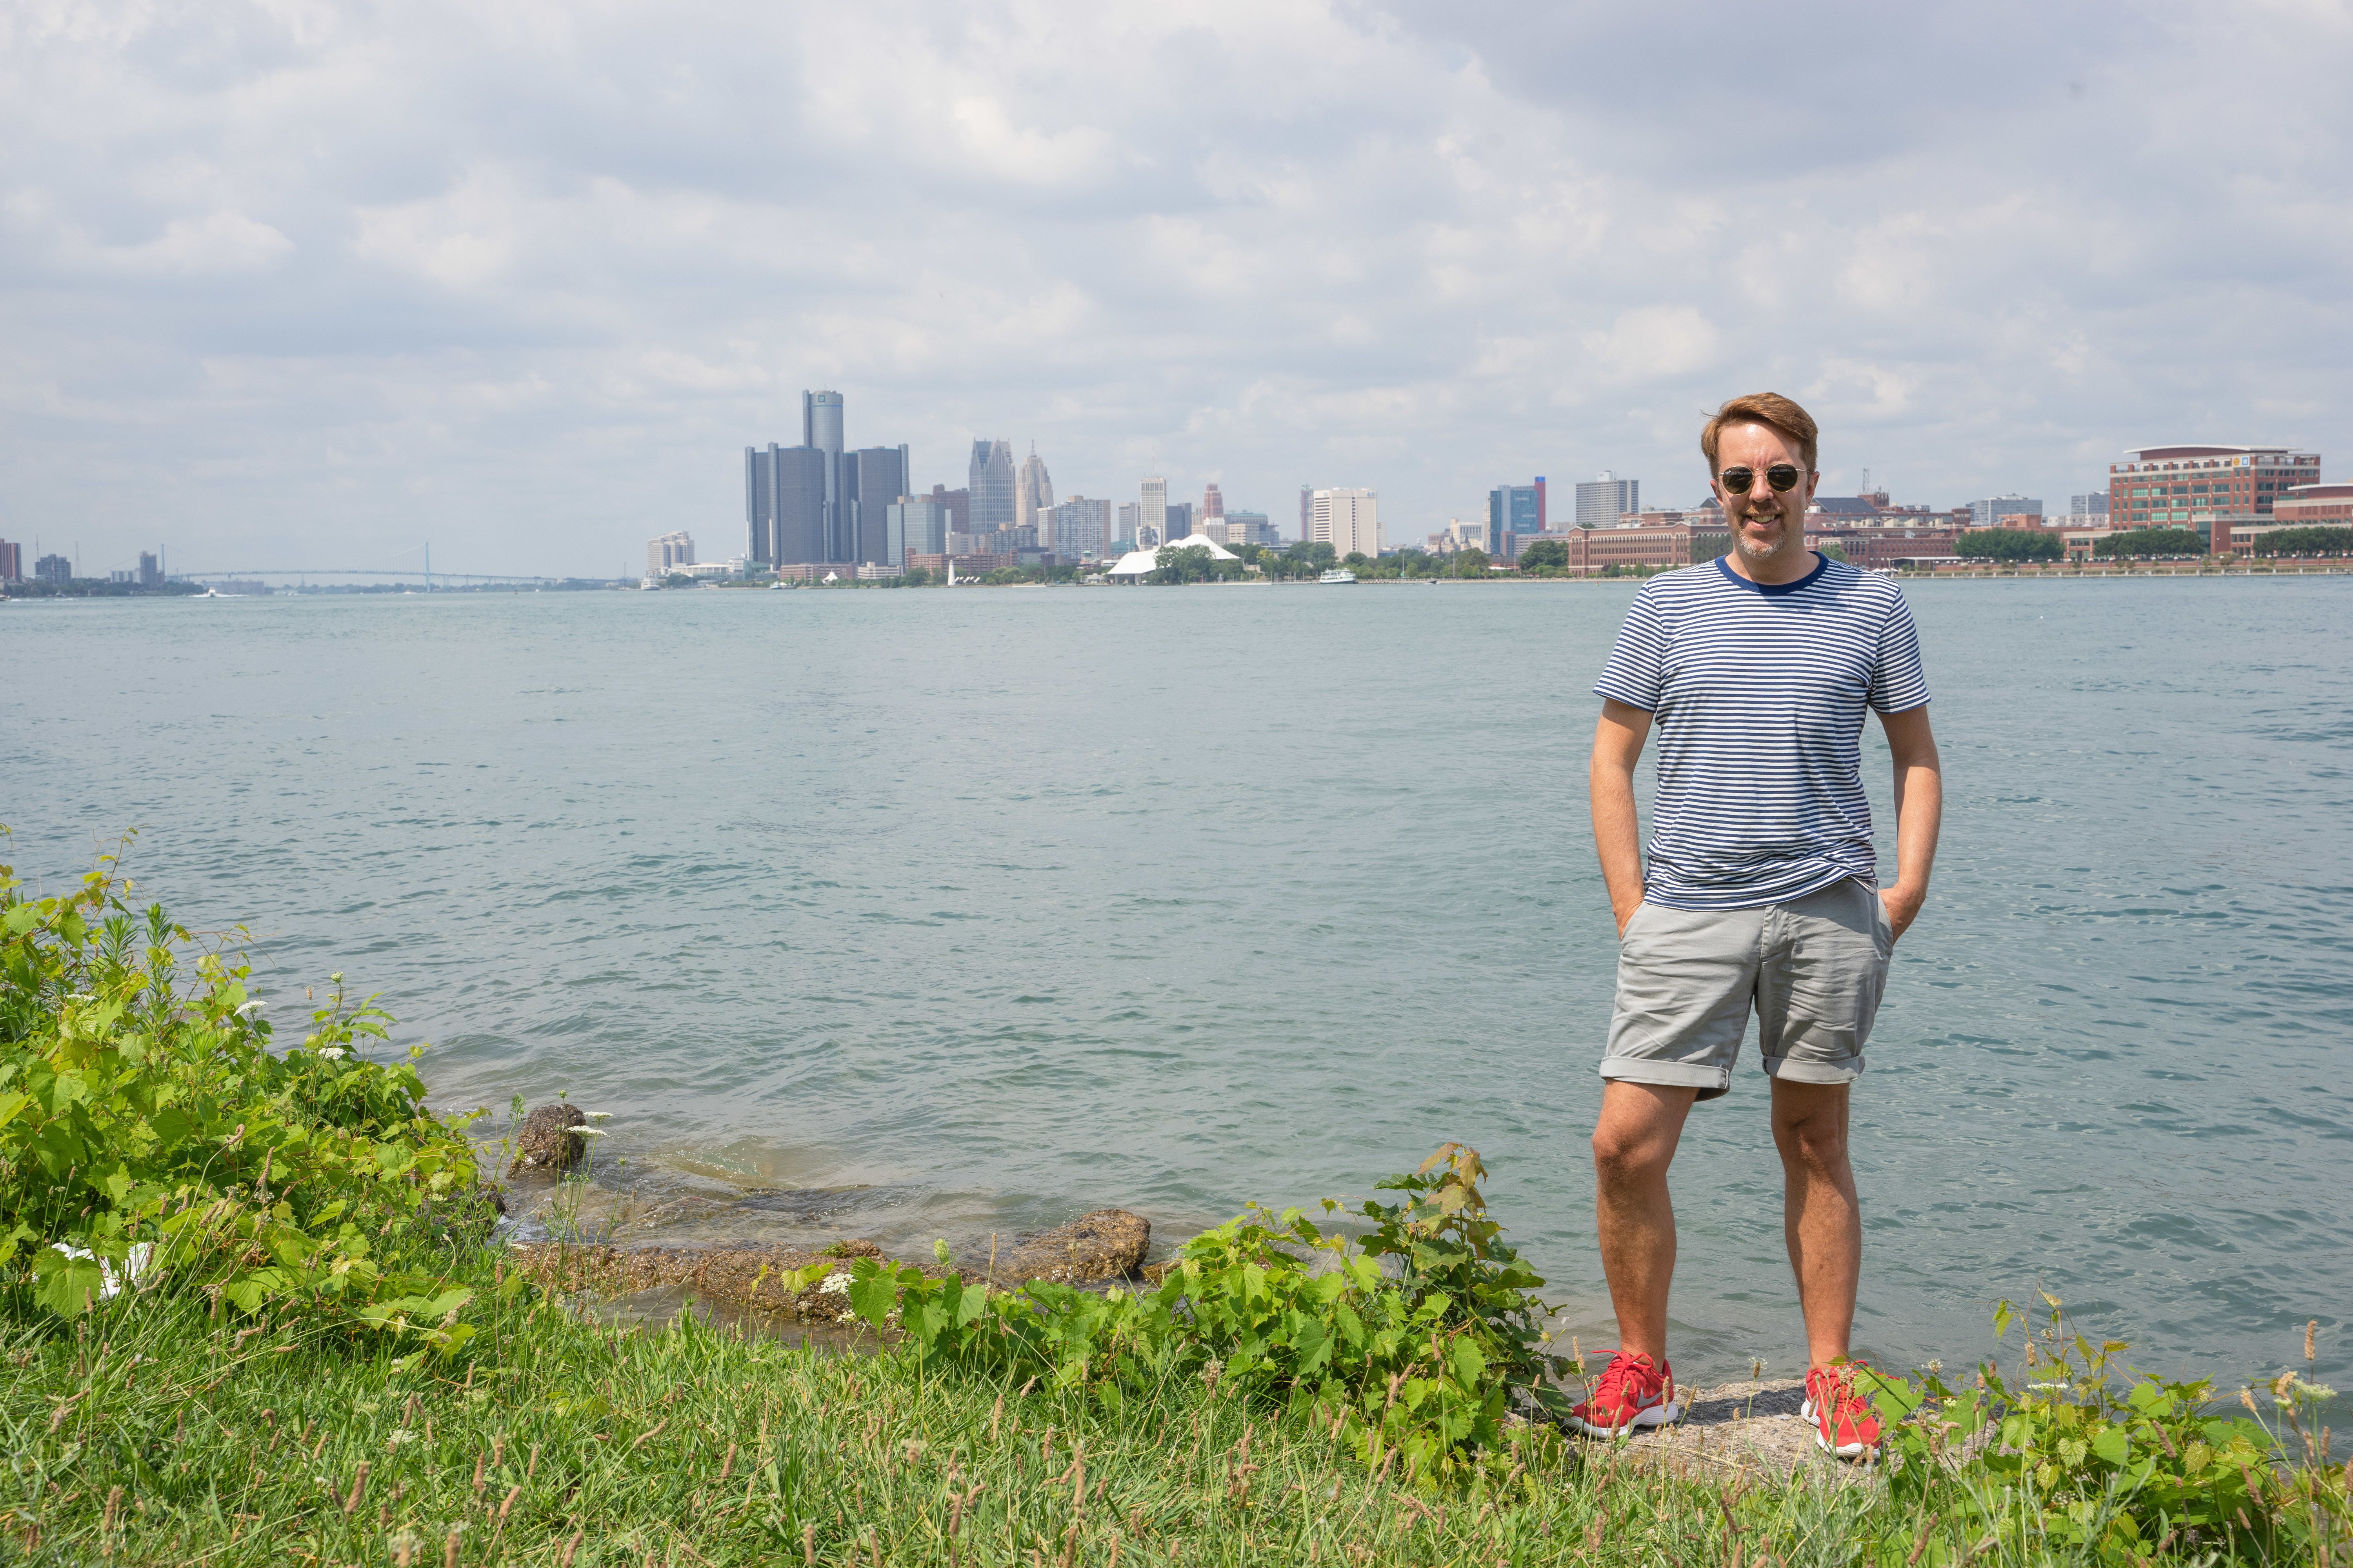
[1718, 463, 1804, 495]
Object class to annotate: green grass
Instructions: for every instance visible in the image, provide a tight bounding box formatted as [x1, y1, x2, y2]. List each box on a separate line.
[4, 1242, 2316, 1568]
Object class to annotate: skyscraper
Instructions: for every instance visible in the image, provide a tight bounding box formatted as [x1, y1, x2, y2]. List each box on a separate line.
[1016, 447, 1054, 545]
[745, 445, 775, 563]
[1116, 502, 1140, 547]
[970, 441, 1016, 539]
[887, 497, 947, 564]
[773, 447, 829, 563]
[805, 390, 847, 560]
[1312, 489, 1381, 559]
[1202, 482, 1224, 520]
[1140, 477, 1168, 547]
[1165, 501, 1194, 540]
[1299, 486, 1311, 542]
[1487, 481, 1544, 553]
[1046, 497, 1112, 560]
[846, 446, 911, 564]
[1575, 471, 1638, 529]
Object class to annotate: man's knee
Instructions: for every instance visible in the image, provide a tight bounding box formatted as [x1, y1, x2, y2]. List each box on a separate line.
[1773, 1102, 1850, 1175]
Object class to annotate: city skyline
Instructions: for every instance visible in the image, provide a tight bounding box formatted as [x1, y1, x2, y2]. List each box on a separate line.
[3, 4, 2348, 578]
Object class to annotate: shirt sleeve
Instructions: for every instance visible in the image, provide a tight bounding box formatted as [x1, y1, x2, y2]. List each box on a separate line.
[1867, 588, 1931, 713]
[1592, 586, 1668, 711]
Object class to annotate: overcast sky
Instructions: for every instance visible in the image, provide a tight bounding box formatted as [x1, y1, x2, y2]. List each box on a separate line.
[4, 0, 2349, 577]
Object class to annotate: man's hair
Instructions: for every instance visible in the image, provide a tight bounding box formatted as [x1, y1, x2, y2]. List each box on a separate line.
[1701, 392, 1819, 475]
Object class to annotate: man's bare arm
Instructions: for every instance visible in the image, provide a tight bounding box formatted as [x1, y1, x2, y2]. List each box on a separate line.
[1590, 699, 1654, 936]
[1877, 704, 1942, 942]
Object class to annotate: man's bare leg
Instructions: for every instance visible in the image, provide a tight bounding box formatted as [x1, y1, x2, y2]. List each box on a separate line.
[1771, 1078, 1860, 1368]
[1591, 1081, 1699, 1362]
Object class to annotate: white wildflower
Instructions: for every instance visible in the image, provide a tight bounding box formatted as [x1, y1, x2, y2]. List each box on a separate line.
[387, 1429, 418, 1446]
[574, 1127, 608, 1137]
[819, 1272, 852, 1295]
[586, 1112, 612, 1122]
[318, 1047, 347, 1061]
[235, 998, 267, 1018]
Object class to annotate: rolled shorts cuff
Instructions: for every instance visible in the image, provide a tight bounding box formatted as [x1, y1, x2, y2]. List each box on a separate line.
[1598, 1057, 1732, 1098]
[1762, 1053, 1865, 1086]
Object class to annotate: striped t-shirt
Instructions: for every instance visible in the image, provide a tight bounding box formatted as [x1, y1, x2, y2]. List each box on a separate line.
[1592, 554, 1930, 910]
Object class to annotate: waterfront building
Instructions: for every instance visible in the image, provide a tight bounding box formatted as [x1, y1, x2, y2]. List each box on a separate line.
[1968, 494, 2041, 529]
[1576, 472, 1638, 531]
[773, 447, 829, 564]
[1016, 448, 1054, 542]
[1487, 479, 1546, 554]
[887, 496, 949, 565]
[1202, 483, 1225, 520]
[2107, 444, 2321, 530]
[904, 551, 1018, 577]
[1140, 477, 1168, 548]
[1106, 533, 1237, 579]
[970, 441, 1016, 539]
[647, 531, 695, 577]
[138, 551, 161, 587]
[0, 539, 20, 582]
[2272, 483, 2353, 526]
[806, 391, 847, 560]
[1046, 496, 1111, 560]
[1564, 523, 1691, 574]
[1299, 486, 1311, 543]
[2070, 492, 2110, 519]
[846, 446, 911, 564]
[35, 553, 71, 585]
[1311, 488, 1381, 560]
[1165, 501, 1193, 543]
[1116, 502, 1140, 547]
[744, 443, 775, 563]
[1803, 527, 1958, 569]
[1210, 511, 1276, 549]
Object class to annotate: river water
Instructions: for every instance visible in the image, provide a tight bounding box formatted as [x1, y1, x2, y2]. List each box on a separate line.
[5, 577, 2348, 1390]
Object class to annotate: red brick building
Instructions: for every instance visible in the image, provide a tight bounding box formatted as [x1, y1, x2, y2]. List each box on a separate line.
[1564, 524, 1698, 574]
[2271, 483, 2353, 527]
[2108, 444, 2321, 531]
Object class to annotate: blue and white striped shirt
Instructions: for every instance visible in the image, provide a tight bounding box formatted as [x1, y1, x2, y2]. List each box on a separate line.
[1592, 555, 1930, 910]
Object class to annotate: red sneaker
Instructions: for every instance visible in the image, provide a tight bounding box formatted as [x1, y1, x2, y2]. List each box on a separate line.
[1565, 1351, 1681, 1438]
[1802, 1361, 1886, 1459]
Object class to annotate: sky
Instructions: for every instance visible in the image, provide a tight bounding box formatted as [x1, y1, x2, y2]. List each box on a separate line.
[4, 0, 2350, 578]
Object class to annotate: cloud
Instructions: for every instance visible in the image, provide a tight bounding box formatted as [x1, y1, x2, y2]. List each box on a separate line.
[0, 0, 2347, 574]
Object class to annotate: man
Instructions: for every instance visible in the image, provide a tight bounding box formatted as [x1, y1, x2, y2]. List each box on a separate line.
[1567, 392, 1943, 1459]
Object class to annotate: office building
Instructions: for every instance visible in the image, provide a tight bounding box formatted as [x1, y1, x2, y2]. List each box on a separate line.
[846, 446, 911, 564]
[1487, 479, 1546, 553]
[1968, 494, 2041, 529]
[1116, 502, 1140, 548]
[744, 444, 774, 562]
[0, 540, 20, 582]
[1201, 483, 1225, 520]
[2069, 493, 2109, 519]
[1299, 486, 1311, 542]
[1575, 472, 1638, 530]
[1311, 488, 1382, 560]
[138, 551, 161, 587]
[1139, 477, 1168, 547]
[2271, 483, 2353, 526]
[1165, 501, 1194, 540]
[1220, 510, 1276, 548]
[771, 446, 830, 564]
[35, 553, 71, 585]
[647, 532, 695, 577]
[1016, 448, 1054, 544]
[970, 441, 1016, 539]
[805, 390, 847, 559]
[930, 485, 970, 538]
[887, 496, 949, 565]
[2106, 445, 2322, 529]
[1046, 496, 1112, 560]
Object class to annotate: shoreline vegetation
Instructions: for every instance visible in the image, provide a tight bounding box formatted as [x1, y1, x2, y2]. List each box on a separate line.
[5, 844, 2349, 1564]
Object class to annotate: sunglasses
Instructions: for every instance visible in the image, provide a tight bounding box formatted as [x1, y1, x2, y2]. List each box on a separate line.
[1718, 463, 1804, 495]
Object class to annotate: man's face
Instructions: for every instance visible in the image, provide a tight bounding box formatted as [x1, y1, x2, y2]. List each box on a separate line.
[1712, 422, 1819, 565]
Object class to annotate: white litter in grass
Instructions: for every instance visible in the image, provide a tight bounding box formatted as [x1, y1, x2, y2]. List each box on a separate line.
[49, 1241, 154, 1301]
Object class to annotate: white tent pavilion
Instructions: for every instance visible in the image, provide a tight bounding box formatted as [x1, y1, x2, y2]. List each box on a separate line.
[1106, 533, 1237, 578]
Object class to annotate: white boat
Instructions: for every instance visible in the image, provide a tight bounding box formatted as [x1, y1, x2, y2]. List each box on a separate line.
[638, 577, 662, 591]
[1317, 568, 1356, 584]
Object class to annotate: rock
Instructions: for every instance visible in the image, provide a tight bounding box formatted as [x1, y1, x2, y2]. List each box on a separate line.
[509, 1241, 879, 1321]
[987, 1209, 1150, 1286]
[1560, 1378, 1880, 1486]
[508, 1104, 587, 1176]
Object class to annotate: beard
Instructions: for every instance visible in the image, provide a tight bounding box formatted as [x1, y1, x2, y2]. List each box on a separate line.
[1731, 509, 1795, 563]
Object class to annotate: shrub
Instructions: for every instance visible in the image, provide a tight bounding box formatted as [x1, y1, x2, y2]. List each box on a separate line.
[0, 837, 490, 1355]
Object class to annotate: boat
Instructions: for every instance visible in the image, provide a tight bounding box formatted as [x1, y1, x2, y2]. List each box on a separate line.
[638, 577, 662, 591]
[1317, 568, 1357, 584]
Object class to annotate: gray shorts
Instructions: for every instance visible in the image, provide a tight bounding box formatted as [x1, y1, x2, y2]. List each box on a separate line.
[1602, 878, 1892, 1101]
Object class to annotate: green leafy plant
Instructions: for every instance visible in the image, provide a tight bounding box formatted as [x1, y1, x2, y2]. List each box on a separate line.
[1870, 1293, 2349, 1563]
[837, 1143, 1565, 1487]
[1, 837, 491, 1354]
